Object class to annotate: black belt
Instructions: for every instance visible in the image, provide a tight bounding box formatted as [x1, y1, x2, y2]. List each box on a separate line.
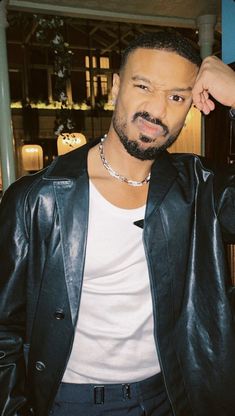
[58, 372, 164, 405]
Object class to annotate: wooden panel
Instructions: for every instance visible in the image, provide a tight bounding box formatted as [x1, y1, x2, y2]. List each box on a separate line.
[168, 106, 202, 155]
[228, 245, 235, 285]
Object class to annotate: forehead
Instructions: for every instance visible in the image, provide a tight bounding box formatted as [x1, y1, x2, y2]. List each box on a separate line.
[122, 48, 199, 87]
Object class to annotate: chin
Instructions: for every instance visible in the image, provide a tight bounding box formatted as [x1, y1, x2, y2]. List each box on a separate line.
[122, 134, 178, 161]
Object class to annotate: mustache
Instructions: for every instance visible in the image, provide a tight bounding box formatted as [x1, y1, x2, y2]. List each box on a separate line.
[132, 111, 169, 136]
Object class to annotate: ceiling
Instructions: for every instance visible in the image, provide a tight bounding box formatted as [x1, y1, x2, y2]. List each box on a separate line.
[8, 0, 221, 30]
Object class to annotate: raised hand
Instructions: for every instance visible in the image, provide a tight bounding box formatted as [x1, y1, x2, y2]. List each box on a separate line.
[192, 56, 235, 115]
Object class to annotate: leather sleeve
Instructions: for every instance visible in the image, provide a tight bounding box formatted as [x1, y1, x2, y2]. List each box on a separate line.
[215, 169, 235, 319]
[0, 181, 29, 415]
[215, 168, 235, 243]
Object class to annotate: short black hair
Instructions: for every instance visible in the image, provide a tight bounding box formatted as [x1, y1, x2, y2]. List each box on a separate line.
[120, 31, 202, 70]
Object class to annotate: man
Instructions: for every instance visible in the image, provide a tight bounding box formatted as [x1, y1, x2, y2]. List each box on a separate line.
[0, 31, 235, 416]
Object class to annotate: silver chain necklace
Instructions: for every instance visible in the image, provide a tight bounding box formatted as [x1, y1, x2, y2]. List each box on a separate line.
[98, 136, 151, 187]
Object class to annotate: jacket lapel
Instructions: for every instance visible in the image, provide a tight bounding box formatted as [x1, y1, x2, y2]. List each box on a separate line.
[145, 151, 178, 222]
[53, 174, 89, 326]
[43, 143, 93, 326]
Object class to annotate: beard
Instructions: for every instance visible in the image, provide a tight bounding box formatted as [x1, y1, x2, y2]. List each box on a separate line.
[112, 110, 183, 161]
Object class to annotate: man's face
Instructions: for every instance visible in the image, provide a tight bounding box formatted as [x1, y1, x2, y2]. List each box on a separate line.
[112, 48, 199, 160]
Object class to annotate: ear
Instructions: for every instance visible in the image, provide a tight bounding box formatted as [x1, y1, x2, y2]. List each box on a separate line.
[112, 73, 120, 104]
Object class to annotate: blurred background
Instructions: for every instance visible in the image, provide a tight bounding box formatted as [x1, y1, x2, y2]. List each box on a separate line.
[2, 0, 235, 193]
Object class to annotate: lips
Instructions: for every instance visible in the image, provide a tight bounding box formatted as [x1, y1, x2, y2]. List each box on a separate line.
[136, 117, 165, 138]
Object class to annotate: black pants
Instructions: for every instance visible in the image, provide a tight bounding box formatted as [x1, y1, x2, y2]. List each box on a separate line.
[50, 372, 174, 415]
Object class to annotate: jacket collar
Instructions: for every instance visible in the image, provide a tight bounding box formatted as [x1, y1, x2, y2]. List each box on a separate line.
[146, 151, 178, 220]
[43, 139, 178, 216]
[43, 139, 99, 180]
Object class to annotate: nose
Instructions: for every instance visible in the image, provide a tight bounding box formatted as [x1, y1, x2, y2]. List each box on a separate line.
[144, 91, 167, 120]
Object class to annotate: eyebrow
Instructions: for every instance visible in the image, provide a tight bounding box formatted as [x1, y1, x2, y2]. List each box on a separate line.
[132, 75, 151, 83]
[171, 87, 193, 92]
[131, 76, 193, 92]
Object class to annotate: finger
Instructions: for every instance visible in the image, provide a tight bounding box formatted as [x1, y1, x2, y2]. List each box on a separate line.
[207, 99, 215, 111]
[201, 100, 213, 115]
[193, 100, 203, 111]
[192, 87, 204, 108]
[193, 102, 202, 111]
[193, 92, 204, 111]
[203, 90, 209, 101]
[202, 98, 215, 114]
[200, 93, 206, 104]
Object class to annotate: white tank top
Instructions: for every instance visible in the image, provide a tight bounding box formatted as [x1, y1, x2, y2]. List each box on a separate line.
[62, 181, 160, 384]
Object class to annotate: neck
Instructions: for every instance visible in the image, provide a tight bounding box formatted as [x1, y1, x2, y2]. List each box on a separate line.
[103, 129, 154, 182]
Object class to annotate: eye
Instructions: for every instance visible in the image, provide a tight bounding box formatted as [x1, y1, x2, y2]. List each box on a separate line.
[134, 84, 149, 91]
[169, 95, 185, 102]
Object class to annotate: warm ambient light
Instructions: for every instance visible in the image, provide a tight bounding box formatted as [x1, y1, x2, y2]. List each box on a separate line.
[25, 148, 39, 153]
[22, 145, 43, 171]
[57, 132, 87, 155]
[11, 101, 91, 110]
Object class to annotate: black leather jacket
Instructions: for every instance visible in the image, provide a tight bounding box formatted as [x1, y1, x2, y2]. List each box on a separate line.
[0, 140, 235, 416]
